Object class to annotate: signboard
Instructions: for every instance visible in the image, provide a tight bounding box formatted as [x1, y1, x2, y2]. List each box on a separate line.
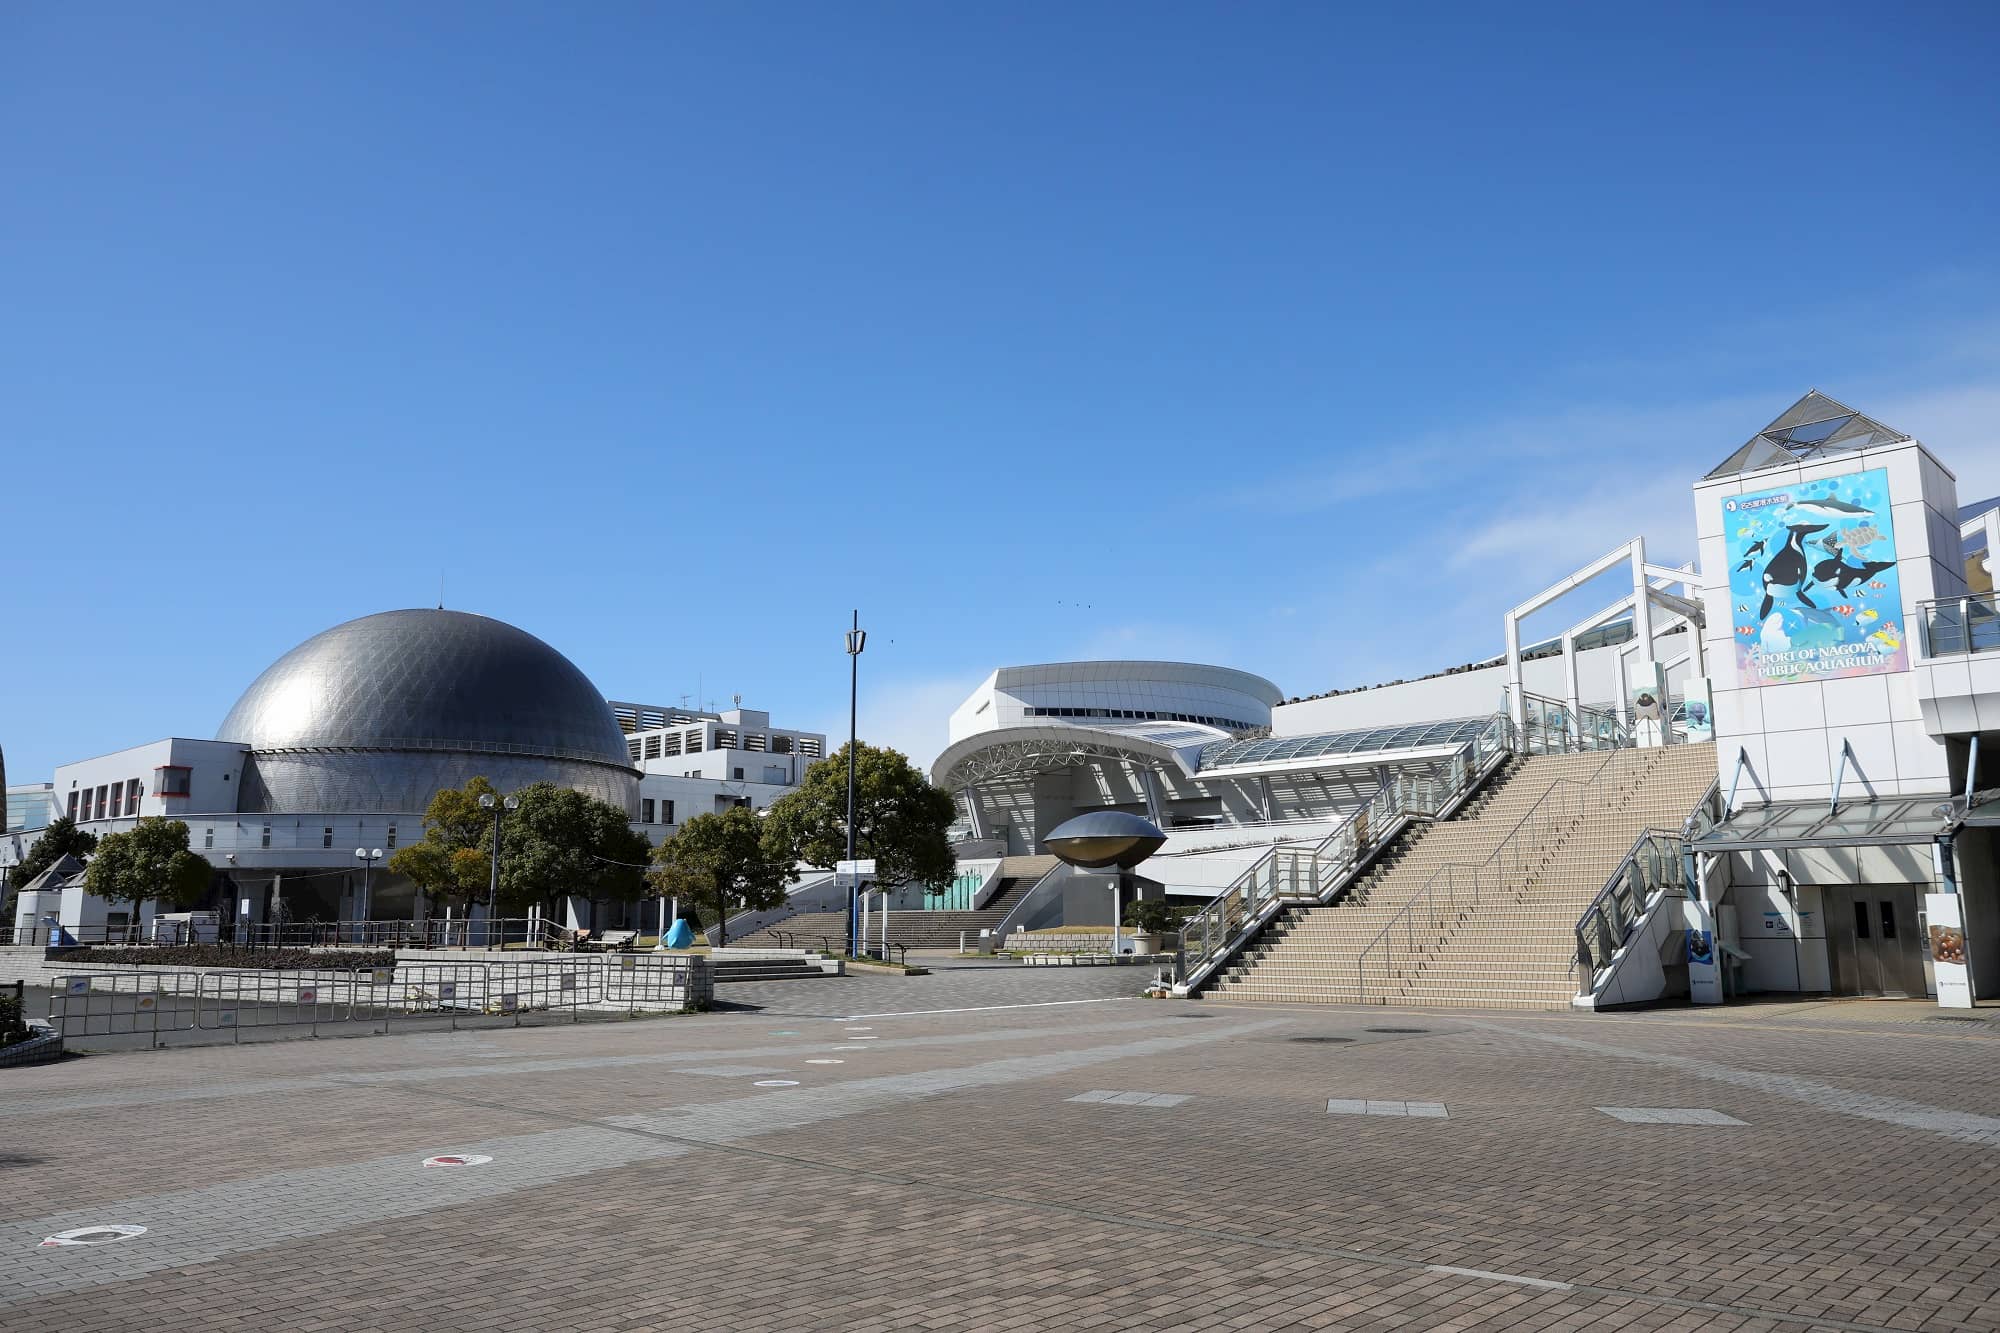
[1682, 676, 1714, 742]
[1723, 466, 1906, 687]
[1925, 892, 1972, 1009]
[1684, 900, 1722, 1006]
[65, 977, 90, 998]
[437, 981, 457, 1000]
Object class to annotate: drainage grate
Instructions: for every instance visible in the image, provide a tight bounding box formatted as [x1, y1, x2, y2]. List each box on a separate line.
[1288, 1036, 1355, 1044]
[1171, 1013, 1216, 1019]
[1365, 1027, 1430, 1034]
[1930, 1015, 1981, 1023]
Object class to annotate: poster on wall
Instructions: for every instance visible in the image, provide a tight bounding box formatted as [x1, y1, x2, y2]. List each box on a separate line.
[1722, 466, 1906, 687]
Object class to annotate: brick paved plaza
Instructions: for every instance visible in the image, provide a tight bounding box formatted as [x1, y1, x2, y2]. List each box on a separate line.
[4, 968, 1998, 1332]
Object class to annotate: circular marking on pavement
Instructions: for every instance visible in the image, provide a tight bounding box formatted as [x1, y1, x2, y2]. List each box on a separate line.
[753, 1079, 800, 1088]
[1364, 1027, 1431, 1034]
[845, 1035, 879, 1041]
[422, 1153, 493, 1168]
[1287, 1036, 1355, 1044]
[844, 1025, 872, 1031]
[805, 1058, 844, 1065]
[40, 1225, 146, 1248]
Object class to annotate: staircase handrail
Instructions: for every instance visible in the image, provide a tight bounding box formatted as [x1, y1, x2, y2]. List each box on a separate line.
[1176, 713, 1513, 990]
[990, 859, 1084, 943]
[1354, 744, 1633, 1002]
[1571, 777, 1722, 993]
[1506, 688, 1632, 754]
[1570, 825, 1688, 989]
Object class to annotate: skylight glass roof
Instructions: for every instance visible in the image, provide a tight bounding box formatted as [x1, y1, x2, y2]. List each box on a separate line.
[1704, 391, 1910, 479]
[1199, 716, 1492, 770]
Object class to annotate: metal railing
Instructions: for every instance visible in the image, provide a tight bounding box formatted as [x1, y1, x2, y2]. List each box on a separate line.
[12, 917, 594, 951]
[1177, 714, 1513, 991]
[1918, 593, 2000, 658]
[42, 953, 709, 1048]
[1571, 828, 1686, 986]
[1353, 745, 1631, 1003]
[1570, 778, 1721, 993]
[1508, 690, 1631, 754]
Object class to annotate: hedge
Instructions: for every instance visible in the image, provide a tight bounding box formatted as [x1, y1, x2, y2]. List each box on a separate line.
[60, 945, 399, 972]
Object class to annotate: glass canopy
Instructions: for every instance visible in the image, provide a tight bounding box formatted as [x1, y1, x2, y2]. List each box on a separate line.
[1704, 391, 1910, 479]
[1693, 796, 1948, 851]
[1199, 715, 1493, 771]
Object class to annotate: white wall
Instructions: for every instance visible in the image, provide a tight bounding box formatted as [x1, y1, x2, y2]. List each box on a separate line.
[1694, 439, 1960, 805]
[947, 662, 1281, 743]
[54, 738, 248, 826]
[1274, 626, 1696, 736]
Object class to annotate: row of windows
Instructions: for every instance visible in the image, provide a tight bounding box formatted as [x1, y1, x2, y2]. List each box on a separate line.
[626, 731, 818, 762]
[639, 799, 677, 825]
[68, 778, 143, 823]
[1023, 707, 1255, 730]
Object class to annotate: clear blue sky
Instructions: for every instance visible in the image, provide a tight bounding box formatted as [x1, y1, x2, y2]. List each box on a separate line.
[5, 2, 1999, 781]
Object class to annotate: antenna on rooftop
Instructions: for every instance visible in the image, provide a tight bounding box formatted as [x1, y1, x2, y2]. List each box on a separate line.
[438, 570, 445, 611]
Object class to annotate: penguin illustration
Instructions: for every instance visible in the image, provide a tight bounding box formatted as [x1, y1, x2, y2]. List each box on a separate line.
[1734, 536, 1769, 573]
[1812, 552, 1896, 597]
[1758, 522, 1828, 620]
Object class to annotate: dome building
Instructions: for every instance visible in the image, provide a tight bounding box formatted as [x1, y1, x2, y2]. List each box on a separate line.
[218, 609, 639, 817]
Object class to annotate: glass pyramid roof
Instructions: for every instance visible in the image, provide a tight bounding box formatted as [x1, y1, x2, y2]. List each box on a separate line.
[1704, 390, 1910, 479]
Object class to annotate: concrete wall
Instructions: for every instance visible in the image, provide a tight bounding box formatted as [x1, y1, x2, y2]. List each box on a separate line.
[1274, 626, 1695, 736]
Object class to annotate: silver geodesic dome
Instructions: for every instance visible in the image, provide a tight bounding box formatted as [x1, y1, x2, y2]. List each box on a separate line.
[217, 609, 638, 815]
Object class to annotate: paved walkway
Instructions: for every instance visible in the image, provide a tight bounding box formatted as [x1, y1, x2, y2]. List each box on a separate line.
[3, 974, 1997, 1331]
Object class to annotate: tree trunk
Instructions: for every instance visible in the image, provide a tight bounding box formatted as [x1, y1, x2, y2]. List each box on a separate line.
[714, 879, 728, 947]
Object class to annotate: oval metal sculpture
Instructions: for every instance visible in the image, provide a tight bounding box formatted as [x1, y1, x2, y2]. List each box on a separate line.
[1043, 811, 1166, 870]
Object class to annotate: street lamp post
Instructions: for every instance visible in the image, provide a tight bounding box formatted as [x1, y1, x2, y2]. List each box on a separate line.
[478, 793, 519, 947]
[353, 846, 383, 943]
[845, 611, 866, 957]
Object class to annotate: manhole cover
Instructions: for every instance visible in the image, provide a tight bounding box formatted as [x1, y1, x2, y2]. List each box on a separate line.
[422, 1154, 493, 1168]
[1365, 1027, 1431, 1034]
[40, 1225, 147, 1248]
[1288, 1036, 1355, 1044]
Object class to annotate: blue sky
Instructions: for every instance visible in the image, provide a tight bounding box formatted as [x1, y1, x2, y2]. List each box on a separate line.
[5, 2, 1999, 781]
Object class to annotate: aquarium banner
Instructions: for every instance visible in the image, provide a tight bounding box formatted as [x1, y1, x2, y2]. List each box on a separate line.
[1722, 466, 1906, 687]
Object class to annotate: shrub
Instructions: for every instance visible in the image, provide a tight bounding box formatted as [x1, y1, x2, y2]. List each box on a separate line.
[0, 989, 26, 1047]
[60, 945, 398, 972]
[1124, 898, 1190, 935]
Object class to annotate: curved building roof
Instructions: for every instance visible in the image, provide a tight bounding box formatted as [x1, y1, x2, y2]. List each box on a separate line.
[218, 609, 632, 768]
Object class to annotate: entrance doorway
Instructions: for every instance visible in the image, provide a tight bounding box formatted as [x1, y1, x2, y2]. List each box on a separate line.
[1824, 885, 1928, 997]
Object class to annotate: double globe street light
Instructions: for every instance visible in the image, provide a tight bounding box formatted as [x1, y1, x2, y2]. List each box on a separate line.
[353, 846, 384, 942]
[478, 792, 520, 946]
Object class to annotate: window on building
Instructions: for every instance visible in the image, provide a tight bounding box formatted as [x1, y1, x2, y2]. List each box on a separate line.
[771, 735, 793, 754]
[126, 778, 141, 812]
[733, 767, 745, 780]
[661, 800, 675, 825]
[644, 735, 662, 760]
[641, 798, 656, 823]
[798, 738, 823, 758]
[261, 824, 272, 849]
[323, 827, 334, 849]
[95, 785, 108, 820]
[627, 738, 643, 762]
[387, 824, 397, 849]
[685, 731, 704, 753]
[155, 766, 192, 797]
[67, 790, 78, 820]
[660, 733, 682, 756]
[204, 827, 214, 849]
[745, 733, 767, 752]
[716, 730, 738, 750]
[110, 784, 123, 818]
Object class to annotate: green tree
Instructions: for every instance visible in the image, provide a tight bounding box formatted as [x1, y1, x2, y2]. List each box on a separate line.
[11, 814, 99, 889]
[648, 806, 794, 946]
[497, 782, 653, 922]
[761, 742, 957, 894]
[389, 777, 503, 914]
[83, 818, 211, 941]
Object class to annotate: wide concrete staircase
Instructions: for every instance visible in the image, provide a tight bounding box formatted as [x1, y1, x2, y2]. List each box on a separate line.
[1206, 743, 1716, 1011]
[731, 911, 851, 951]
[876, 854, 1060, 951]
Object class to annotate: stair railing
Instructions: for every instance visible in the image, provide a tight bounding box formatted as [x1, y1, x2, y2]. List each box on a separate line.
[1176, 713, 1512, 992]
[1353, 744, 1642, 1003]
[1571, 777, 1722, 995]
[1571, 826, 1687, 989]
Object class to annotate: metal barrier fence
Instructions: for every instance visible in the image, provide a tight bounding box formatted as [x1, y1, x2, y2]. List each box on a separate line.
[44, 955, 709, 1048]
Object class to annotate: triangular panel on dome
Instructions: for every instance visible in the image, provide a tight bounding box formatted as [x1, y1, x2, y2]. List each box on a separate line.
[1704, 391, 1911, 479]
